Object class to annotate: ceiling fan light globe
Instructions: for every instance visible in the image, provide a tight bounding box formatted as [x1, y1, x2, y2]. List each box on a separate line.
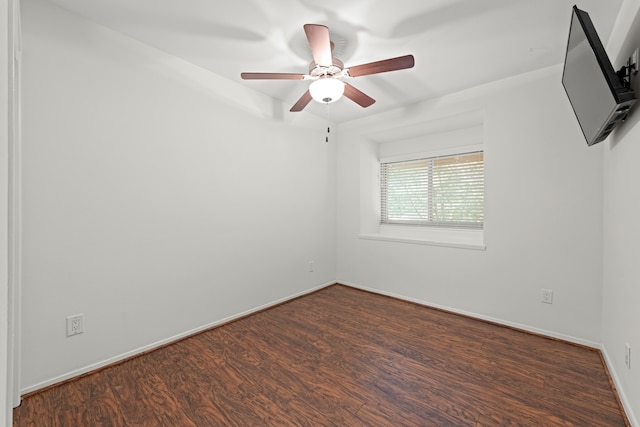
[309, 78, 345, 104]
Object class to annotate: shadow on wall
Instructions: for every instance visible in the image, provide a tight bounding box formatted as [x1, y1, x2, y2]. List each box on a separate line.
[610, 6, 640, 148]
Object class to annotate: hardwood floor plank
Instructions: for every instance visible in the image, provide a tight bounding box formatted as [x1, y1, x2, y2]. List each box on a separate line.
[12, 393, 54, 427]
[208, 327, 362, 423]
[68, 372, 125, 427]
[14, 284, 629, 426]
[146, 340, 242, 425]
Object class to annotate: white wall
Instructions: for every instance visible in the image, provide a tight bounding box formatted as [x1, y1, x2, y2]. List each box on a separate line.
[601, 1, 640, 424]
[20, 0, 336, 393]
[336, 67, 604, 345]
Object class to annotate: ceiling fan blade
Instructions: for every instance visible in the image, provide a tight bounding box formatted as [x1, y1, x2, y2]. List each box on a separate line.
[290, 90, 313, 112]
[343, 83, 375, 108]
[304, 24, 332, 67]
[241, 72, 305, 80]
[347, 54, 415, 77]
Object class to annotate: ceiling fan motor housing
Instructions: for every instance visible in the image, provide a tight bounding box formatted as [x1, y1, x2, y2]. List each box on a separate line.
[309, 58, 344, 78]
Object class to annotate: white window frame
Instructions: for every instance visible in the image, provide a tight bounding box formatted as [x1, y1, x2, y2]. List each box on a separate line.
[359, 140, 486, 251]
[380, 146, 484, 229]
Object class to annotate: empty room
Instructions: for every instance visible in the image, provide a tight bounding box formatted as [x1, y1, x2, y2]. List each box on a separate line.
[2, 0, 640, 425]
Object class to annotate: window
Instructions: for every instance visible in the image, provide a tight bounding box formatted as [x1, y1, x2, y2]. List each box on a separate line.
[380, 151, 484, 229]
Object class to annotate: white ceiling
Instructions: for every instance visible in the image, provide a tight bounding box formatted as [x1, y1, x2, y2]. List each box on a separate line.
[44, 0, 624, 123]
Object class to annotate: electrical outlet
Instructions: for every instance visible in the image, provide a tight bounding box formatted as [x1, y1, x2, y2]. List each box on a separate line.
[625, 343, 631, 369]
[541, 289, 553, 304]
[308, 261, 314, 272]
[66, 314, 84, 337]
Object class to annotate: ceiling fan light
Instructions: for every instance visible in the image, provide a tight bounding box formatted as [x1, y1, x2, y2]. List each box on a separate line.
[309, 78, 345, 104]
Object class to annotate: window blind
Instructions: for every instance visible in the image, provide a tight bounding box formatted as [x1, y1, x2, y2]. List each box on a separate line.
[381, 151, 484, 228]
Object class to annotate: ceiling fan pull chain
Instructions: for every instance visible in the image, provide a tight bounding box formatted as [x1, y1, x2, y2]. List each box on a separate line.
[326, 103, 331, 143]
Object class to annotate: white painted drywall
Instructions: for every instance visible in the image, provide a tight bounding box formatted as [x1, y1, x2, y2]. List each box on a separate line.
[20, 0, 336, 392]
[601, 1, 640, 424]
[336, 66, 604, 346]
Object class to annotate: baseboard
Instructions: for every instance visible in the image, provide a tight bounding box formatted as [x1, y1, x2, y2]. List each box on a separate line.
[337, 281, 600, 348]
[20, 281, 335, 396]
[601, 346, 638, 427]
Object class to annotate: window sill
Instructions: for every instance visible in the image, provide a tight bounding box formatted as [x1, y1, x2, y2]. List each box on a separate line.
[358, 225, 486, 251]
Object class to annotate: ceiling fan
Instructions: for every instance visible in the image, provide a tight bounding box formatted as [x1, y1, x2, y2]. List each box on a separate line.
[241, 24, 415, 112]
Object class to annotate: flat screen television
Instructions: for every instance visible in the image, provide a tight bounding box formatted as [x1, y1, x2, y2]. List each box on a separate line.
[562, 5, 636, 146]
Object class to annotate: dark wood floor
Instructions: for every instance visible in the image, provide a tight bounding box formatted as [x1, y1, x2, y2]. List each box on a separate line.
[14, 284, 628, 426]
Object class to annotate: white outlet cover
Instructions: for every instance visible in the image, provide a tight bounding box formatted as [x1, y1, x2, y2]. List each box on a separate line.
[66, 314, 84, 337]
[625, 343, 631, 369]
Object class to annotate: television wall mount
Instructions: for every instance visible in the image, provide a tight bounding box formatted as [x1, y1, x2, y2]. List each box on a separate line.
[617, 48, 639, 89]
